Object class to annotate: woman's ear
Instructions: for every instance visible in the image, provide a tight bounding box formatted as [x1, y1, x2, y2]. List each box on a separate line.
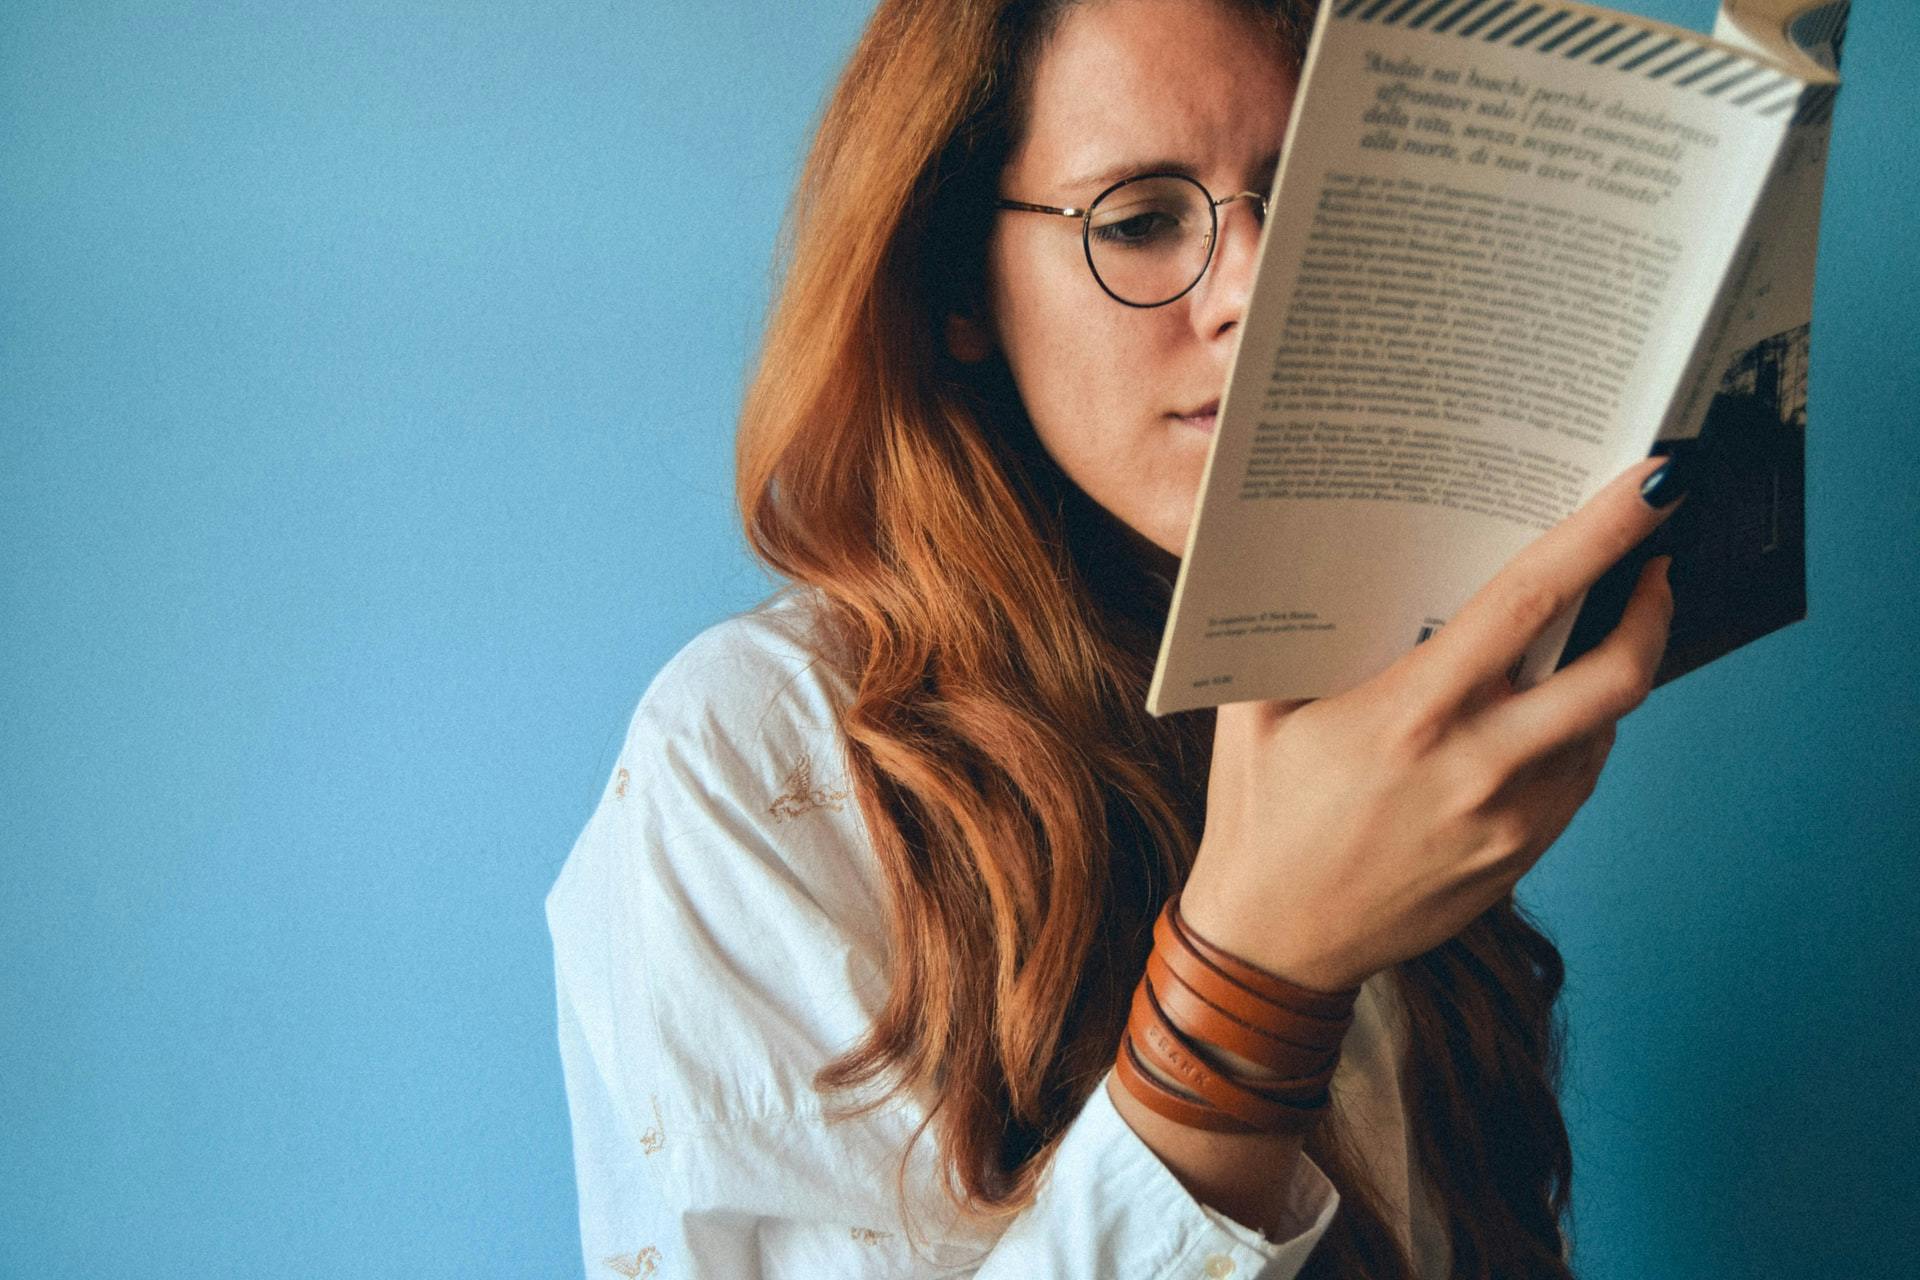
[944, 312, 994, 364]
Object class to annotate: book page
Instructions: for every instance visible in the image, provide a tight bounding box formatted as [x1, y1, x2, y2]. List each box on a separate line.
[1550, 0, 1847, 689]
[1149, 0, 1826, 714]
[1694, 0, 1844, 359]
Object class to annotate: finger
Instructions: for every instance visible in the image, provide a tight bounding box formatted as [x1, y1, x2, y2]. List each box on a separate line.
[1476, 721, 1616, 883]
[1503, 719, 1614, 797]
[1415, 454, 1684, 702]
[1474, 555, 1672, 766]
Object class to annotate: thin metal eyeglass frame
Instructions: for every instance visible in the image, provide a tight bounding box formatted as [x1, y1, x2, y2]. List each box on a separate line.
[994, 171, 1269, 308]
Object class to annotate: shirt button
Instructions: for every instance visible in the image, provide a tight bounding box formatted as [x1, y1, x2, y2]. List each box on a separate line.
[1204, 1255, 1236, 1278]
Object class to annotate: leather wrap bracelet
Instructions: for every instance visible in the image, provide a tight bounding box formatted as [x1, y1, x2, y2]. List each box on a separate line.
[1113, 891, 1361, 1136]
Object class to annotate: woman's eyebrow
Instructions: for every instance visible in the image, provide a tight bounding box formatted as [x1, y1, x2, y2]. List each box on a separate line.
[1060, 156, 1191, 192]
[1059, 150, 1283, 194]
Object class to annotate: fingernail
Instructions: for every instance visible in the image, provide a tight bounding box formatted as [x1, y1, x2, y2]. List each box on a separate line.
[1640, 459, 1689, 509]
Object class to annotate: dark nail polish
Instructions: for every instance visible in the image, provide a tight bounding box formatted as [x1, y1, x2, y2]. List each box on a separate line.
[1640, 459, 1689, 509]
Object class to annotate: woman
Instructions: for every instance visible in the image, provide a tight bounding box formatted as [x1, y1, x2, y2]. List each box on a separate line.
[545, 0, 1687, 1275]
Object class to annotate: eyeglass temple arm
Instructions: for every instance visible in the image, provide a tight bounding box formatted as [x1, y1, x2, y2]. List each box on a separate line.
[994, 199, 1089, 218]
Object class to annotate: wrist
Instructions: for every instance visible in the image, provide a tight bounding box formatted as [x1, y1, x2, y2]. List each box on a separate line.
[1177, 879, 1361, 995]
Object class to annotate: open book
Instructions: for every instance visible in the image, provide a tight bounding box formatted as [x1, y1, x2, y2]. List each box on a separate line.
[1148, 0, 1849, 714]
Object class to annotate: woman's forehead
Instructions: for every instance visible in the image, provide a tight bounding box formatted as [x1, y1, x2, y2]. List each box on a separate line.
[1011, 0, 1298, 196]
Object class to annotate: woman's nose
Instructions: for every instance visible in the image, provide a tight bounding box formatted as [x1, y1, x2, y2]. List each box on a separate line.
[1193, 193, 1267, 337]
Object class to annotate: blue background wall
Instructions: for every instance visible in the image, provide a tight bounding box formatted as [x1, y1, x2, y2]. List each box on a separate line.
[3, 2, 1913, 1276]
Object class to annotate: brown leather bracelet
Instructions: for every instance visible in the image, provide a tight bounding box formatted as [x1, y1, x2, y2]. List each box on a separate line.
[1144, 969, 1338, 1103]
[1144, 948, 1340, 1091]
[1127, 975, 1330, 1134]
[1168, 890, 1359, 1019]
[1111, 896, 1360, 1136]
[1151, 908, 1350, 1050]
[1114, 1028, 1256, 1133]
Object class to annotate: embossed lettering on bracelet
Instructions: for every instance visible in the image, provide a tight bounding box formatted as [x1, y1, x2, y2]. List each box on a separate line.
[1143, 1017, 1212, 1092]
[1144, 1013, 1205, 1090]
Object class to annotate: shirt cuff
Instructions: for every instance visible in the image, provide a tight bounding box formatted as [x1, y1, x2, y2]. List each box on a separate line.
[976, 1065, 1340, 1279]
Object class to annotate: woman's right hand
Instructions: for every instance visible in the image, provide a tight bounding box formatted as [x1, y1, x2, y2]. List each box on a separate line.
[1179, 454, 1685, 994]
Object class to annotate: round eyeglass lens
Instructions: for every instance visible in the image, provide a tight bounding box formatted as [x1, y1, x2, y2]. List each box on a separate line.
[1085, 175, 1214, 306]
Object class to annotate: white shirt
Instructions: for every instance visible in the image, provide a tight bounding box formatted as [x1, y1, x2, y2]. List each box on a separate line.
[545, 586, 1450, 1279]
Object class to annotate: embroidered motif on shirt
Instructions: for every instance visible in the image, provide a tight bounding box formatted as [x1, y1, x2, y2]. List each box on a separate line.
[638, 1094, 666, 1155]
[614, 767, 630, 800]
[850, 1227, 892, 1245]
[601, 1246, 660, 1277]
[768, 752, 850, 821]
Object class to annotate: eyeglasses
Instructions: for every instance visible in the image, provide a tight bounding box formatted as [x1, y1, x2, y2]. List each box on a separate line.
[995, 172, 1269, 309]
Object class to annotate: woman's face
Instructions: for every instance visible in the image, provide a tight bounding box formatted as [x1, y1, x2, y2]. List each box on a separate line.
[979, 0, 1298, 563]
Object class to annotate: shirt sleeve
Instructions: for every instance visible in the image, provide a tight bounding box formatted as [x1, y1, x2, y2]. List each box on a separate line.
[545, 604, 1341, 1280]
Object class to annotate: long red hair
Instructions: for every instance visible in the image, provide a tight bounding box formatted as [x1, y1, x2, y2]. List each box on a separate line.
[735, 1, 1577, 1275]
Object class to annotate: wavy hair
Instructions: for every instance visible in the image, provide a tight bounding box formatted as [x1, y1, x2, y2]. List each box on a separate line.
[734, 1, 1576, 1275]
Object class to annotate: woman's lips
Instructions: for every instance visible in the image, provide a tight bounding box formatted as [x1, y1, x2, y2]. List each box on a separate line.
[1173, 402, 1219, 433]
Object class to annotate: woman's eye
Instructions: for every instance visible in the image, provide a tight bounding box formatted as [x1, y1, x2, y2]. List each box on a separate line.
[1091, 210, 1182, 248]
